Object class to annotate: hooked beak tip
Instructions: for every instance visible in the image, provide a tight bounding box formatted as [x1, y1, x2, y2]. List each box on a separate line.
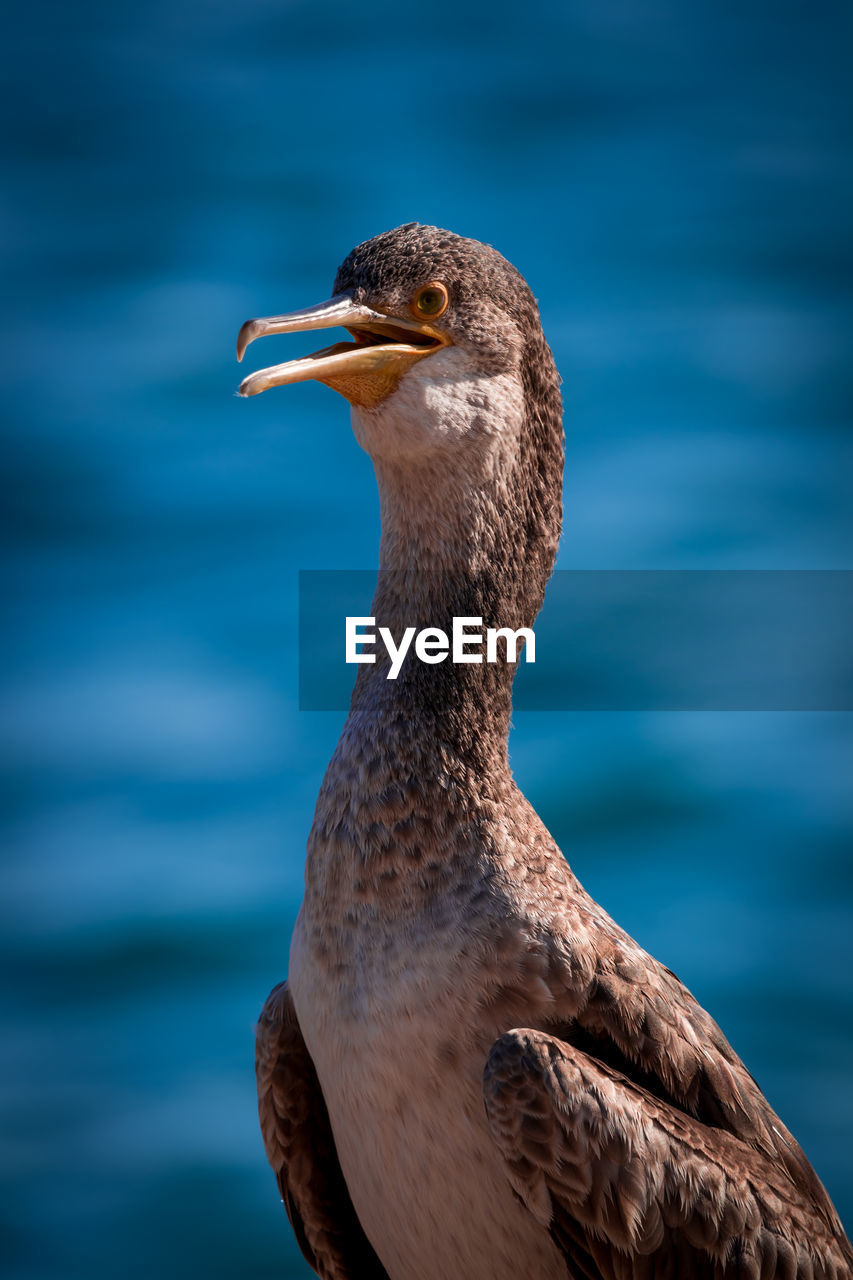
[236, 319, 258, 363]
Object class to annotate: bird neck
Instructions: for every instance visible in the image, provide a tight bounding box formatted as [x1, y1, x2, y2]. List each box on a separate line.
[345, 387, 562, 777]
[306, 337, 563, 891]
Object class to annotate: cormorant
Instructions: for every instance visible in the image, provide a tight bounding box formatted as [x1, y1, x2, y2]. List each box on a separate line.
[238, 224, 851, 1280]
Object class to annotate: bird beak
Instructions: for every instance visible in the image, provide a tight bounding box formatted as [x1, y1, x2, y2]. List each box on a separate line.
[236, 294, 448, 407]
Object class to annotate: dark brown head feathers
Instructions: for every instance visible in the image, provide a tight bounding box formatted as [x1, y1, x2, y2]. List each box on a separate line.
[334, 224, 534, 321]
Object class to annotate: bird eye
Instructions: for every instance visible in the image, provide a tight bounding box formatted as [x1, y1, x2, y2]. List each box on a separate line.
[411, 283, 449, 319]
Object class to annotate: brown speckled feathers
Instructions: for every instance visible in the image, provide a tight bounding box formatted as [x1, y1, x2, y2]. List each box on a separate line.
[250, 226, 852, 1280]
[485, 1029, 849, 1280]
[256, 983, 389, 1280]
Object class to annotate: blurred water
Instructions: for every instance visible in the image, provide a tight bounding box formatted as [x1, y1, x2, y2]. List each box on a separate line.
[2, 1, 851, 1276]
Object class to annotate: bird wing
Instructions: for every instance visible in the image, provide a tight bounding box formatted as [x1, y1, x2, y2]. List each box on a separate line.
[541, 914, 842, 1226]
[483, 1027, 853, 1280]
[255, 981, 390, 1280]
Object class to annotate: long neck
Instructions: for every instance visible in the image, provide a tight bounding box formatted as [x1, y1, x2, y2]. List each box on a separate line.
[345, 357, 563, 778]
[306, 342, 562, 903]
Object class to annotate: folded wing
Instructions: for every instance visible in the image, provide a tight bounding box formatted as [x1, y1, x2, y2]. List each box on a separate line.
[255, 982, 390, 1280]
[484, 1027, 853, 1280]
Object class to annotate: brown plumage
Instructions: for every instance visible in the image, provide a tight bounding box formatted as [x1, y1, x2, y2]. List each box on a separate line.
[255, 983, 389, 1279]
[243, 225, 852, 1280]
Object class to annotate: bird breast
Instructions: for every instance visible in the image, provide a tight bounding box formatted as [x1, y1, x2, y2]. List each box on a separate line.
[288, 891, 567, 1280]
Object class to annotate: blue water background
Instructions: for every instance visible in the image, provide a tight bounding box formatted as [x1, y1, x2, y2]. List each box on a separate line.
[2, 2, 851, 1276]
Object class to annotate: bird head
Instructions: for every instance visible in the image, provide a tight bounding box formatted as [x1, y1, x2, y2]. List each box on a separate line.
[238, 225, 563, 613]
[237, 224, 559, 462]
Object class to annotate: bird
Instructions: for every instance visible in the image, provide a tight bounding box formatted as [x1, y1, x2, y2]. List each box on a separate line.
[237, 224, 852, 1280]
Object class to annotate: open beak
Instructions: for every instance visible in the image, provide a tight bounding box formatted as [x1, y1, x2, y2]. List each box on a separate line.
[236, 294, 448, 408]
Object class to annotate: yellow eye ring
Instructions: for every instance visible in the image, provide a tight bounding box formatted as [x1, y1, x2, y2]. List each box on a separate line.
[410, 282, 449, 319]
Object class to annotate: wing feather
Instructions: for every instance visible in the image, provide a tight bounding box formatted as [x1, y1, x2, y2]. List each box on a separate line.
[255, 981, 389, 1280]
[483, 1028, 853, 1280]
[537, 908, 842, 1223]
